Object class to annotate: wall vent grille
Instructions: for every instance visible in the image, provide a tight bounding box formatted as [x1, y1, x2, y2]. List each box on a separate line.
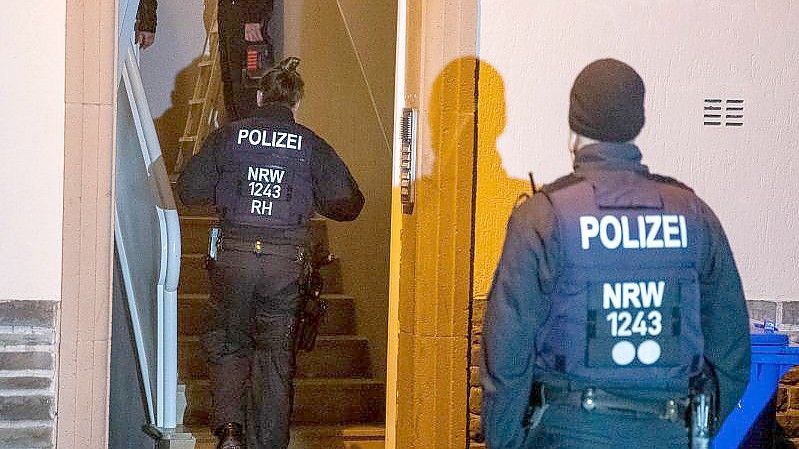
[704, 98, 744, 127]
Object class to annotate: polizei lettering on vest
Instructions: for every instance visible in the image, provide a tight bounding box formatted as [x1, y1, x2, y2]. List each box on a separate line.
[250, 199, 273, 216]
[246, 165, 289, 216]
[603, 281, 665, 310]
[602, 280, 665, 364]
[579, 214, 688, 250]
[247, 166, 286, 184]
[237, 128, 303, 150]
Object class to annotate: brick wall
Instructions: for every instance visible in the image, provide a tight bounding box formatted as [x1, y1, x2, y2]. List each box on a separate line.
[777, 368, 799, 446]
[753, 298, 799, 445]
[0, 300, 58, 448]
[468, 295, 487, 447]
[467, 297, 799, 447]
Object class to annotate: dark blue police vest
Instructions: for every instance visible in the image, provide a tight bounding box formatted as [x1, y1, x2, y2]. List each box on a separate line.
[215, 118, 313, 229]
[537, 170, 705, 392]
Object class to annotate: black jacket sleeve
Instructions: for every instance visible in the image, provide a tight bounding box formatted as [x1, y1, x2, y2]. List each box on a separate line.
[481, 195, 560, 449]
[310, 137, 364, 222]
[176, 127, 228, 206]
[135, 0, 158, 33]
[698, 200, 751, 425]
[241, 0, 274, 24]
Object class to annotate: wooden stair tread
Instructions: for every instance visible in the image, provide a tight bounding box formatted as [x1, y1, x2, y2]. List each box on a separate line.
[180, 334, 367, 344]
[189, 377, 384, 388]
[185, 377, 386, 425]
[182, 253, 206, 259]
[188, 424, 385, 439]
[179, 215, 218, 222]
[189, 423, 386, 449]
[179, 215, 329, 222]
[179, 293, 355, 301]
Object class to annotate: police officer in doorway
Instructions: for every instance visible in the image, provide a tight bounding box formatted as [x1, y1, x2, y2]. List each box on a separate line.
[480, 59, 751, 448]
[134, 0, 157, 49]
[219, 0, 276, 120]
[133, 0, 275, 117]
[177, 57, 364, 449]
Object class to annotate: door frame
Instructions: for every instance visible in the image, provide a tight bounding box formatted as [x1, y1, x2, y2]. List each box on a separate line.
[385, 1, 480, 447]
[384, 0, 408, 445]
[58, 0, 117, 447]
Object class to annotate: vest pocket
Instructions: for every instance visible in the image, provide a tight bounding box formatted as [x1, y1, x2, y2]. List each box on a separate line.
[536, 284, 589, 374]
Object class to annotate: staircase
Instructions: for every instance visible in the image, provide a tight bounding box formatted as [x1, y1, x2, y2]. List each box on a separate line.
[175, 203, 386, 448]
[174, 0, 224, 173]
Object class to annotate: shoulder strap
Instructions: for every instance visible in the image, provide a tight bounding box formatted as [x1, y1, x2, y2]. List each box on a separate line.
[541, 173, 584, 197]
[646, 173, 694, 192]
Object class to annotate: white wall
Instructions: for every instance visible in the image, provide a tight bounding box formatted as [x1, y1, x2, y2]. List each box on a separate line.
[478, 0, 799, 303]
[139, 0, 207, 164]
[0, 3, 66, 300]
[284, 0, 396, 380]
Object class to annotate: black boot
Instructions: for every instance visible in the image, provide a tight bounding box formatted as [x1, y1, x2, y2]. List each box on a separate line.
[214, 422, 245, 449]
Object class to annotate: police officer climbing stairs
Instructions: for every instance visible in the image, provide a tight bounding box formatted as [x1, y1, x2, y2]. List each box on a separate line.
[177, 57, 364, 449]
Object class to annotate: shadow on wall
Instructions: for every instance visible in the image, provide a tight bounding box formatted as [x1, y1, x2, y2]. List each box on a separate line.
[423, 56, 530, 446]
[153, 56, 202, 173]
[424, 55, 531, 294]
[473, 58, 532, 295]
[473, 58, 530, 445]
[393, 55, 481, 449]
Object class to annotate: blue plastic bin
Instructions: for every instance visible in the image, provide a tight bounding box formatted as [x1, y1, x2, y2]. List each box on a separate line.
[712, 329, 799, 449]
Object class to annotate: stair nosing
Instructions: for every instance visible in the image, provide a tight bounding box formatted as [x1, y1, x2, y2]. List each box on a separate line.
[182, 253, 206, 259]
[188, 378, 384, 387]
[317, 293, 355, 300]
[178, 293, 213, 301]
[179, 216, 327, 223]
[179, 335, 368, 344]
[179, 293, 354, 301]
[180, 215, 218, 222]
[187, 423, 386, 439]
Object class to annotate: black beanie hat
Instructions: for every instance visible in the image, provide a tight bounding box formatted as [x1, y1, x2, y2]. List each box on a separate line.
[569, 58, 645, 143]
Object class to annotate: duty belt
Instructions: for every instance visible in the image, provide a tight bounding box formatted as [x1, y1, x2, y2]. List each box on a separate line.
[544, 386, 688, 422]
[221, 239, 305, 261]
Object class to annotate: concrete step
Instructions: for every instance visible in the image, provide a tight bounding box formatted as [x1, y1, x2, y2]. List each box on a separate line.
[179, 335, 372, 380]
[190, 424, 385, 449]
[185, 378, 385, 426]
[295, 335, 372, 379]
[180, 216, 218, 255]
[171, 181, 215, 217]
[176, 199, 217, 218]
[0, 394, 54, 421]
[0, 422, 53, 448]
[179, 293, 357, 337]
[0, 374, 52, 390]
[0, 351, 53, 371]
[319, 258, 344, 294]
[179, 254, 208, 295]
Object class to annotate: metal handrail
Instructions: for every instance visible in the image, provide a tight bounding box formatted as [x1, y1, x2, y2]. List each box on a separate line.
[115, 29, 181, 429]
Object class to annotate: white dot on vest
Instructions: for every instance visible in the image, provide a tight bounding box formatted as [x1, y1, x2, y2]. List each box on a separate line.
[611, 341, 636, 366]
[637, 340, 662, 365]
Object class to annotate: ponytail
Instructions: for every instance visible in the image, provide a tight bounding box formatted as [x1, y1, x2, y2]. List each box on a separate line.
[259, 57, 304, 108]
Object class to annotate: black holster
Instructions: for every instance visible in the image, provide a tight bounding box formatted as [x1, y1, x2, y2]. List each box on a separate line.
[293, 248, 332, 352]
[689, 364, 720, 449]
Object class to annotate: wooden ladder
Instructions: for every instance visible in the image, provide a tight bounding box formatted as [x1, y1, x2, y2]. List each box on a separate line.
[175, 0, 225, 173]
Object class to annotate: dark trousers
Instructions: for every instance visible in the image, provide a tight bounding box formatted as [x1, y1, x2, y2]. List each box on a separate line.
[218, 2, 275, 121]
[525, 404, 690, 449]
[203, 247, 302, 449]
